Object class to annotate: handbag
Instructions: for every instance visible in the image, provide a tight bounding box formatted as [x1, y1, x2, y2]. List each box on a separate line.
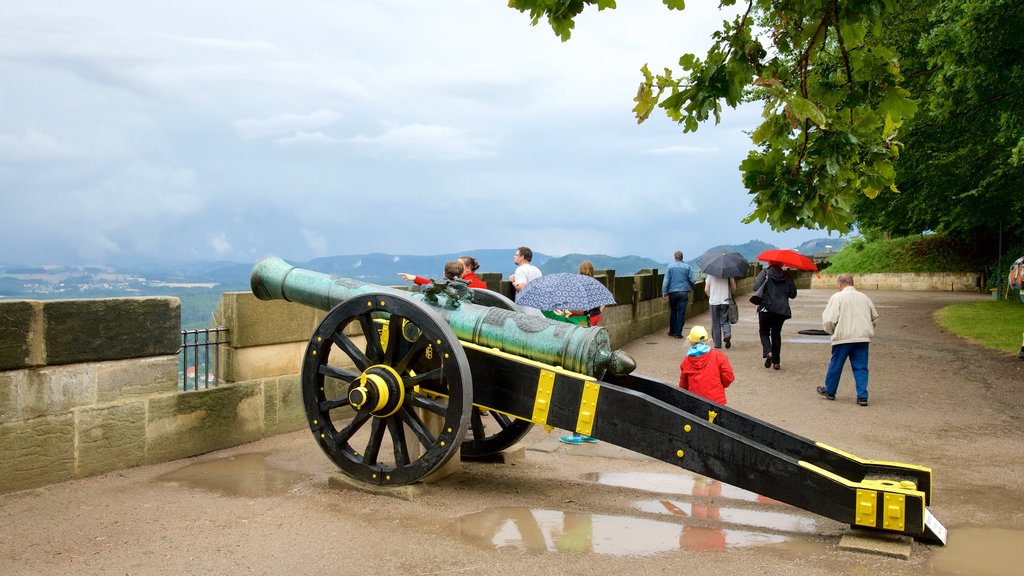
[728, 296, 739, 324]
[749, 282, 765, 305]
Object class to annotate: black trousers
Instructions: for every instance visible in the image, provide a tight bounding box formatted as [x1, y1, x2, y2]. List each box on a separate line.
[758, 310, 788, 362]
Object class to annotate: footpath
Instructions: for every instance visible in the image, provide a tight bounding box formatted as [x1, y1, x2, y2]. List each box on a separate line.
[1, 288, 1023, 576]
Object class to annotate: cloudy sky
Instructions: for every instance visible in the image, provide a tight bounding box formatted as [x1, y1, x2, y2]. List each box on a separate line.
[0, 0, 838, 268]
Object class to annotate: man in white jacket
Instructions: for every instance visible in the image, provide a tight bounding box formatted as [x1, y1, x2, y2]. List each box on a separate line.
[817, 274, 879, 406]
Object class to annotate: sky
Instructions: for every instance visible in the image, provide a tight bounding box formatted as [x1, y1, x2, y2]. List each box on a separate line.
[0, 0, 839, 268]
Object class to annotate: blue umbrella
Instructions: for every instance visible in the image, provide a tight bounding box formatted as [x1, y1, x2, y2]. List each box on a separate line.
[515, 273, 616, 311]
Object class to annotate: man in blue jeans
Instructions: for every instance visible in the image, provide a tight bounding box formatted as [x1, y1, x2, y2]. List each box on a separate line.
[817, 274, 879, 406]
[662, 251, 697, 339]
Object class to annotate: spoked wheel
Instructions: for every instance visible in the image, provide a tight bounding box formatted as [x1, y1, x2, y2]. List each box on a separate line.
[301, 292, 472, 485]
[459, 288, 534, 460]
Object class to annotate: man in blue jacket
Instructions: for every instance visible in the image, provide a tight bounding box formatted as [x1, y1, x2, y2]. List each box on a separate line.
[662, 251, 698, 339]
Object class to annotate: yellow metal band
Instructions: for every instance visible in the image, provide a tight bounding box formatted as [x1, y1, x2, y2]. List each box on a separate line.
[576, 381, 600, 436]
[533, 370, 555, 425]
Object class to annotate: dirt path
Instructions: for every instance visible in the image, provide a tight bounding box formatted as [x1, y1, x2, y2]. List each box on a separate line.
[2, 289, 1023, 576]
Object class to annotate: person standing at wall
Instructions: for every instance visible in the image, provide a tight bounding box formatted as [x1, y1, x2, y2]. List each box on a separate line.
[753, 262, 797, 370]
[458, 256, 488, 289]
[510, 246, 543, 316]
[817, 274, 879, 406]
[662, 251, 698, 339]
[704, 274, 736, 349]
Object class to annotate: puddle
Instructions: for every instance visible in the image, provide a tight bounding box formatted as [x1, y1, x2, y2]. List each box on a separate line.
[635, 499, 818, 533]
[156, 453, 309, 498]
[928, 527, 1024, 576]
[582, 471, 775, 504]
[785, 337, 831, 344]
[455, 507, 790, 555]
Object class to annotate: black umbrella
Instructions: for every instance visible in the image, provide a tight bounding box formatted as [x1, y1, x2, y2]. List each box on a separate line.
[697, 252, 749, 278]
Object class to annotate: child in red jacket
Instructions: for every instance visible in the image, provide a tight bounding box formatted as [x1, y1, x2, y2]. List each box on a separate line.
[679, 325, 735, 405]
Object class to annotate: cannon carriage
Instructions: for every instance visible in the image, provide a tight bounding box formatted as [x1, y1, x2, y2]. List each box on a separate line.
[250, 257, 947, 545]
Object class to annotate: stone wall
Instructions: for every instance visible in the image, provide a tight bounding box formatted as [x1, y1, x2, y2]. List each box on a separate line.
[0, 297, 308, 494]
[810, 272, 981, 292]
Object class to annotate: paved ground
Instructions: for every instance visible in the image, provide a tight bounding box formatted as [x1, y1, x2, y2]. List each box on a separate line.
[2, 288, 1023, 575]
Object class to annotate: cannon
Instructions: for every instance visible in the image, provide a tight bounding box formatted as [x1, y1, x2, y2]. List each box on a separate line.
[250, 257, 947, 545]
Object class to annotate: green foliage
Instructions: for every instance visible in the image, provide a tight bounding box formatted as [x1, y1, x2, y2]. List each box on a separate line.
[853, 0, 1024, 245]
[935, 300, 1024, 354]
[825, 234, 989, 273]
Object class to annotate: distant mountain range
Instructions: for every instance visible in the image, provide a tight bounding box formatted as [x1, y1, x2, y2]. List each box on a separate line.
[0, 239, 844, 299]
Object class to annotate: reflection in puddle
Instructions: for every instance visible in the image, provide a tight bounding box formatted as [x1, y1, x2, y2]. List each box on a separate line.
[635, 499, 818, 533]
[928, 527, 1024, 576]
[156, 453, 308, 498]
[455, 507, 789, 555]
[583, 471, 775, 504]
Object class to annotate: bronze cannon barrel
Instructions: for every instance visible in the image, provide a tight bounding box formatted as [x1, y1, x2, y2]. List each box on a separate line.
[250, 257, 635, 377]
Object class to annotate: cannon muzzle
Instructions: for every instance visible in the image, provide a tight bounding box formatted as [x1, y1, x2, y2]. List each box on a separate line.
[251, 256, 635, 377]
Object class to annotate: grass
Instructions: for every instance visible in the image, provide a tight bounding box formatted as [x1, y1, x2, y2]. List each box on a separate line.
[935, 300, 1024, 354]
[826, 235, 989, 274]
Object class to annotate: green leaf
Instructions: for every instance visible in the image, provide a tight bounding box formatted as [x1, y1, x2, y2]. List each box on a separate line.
[788, 96, 828, 127]
[662, 0, 686, 10]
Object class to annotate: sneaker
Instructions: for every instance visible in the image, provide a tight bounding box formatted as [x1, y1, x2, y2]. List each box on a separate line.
[772, 363, 780, 370]
[581, 436, 599, 443]
[724, 337, 731, 349]
[816, 386, 836, 400]
[764, 355, 772, 369]
[857, 398, 869, 406]
[1019, 347, 1024, 359]
[559, 435, 584, 445]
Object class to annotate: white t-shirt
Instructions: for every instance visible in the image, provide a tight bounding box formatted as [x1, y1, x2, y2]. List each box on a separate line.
[513, 263, 543, 316]
[705, 275, 733, 306]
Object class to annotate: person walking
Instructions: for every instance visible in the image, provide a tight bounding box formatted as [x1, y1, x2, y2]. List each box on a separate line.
[704, 274, 736, 349]
[678, 326, 735, 405]
[817, 274, 879, 406]
[662, 251, 698, 339]
[510, 246, 543, 316]
[753, 262, 797, 370]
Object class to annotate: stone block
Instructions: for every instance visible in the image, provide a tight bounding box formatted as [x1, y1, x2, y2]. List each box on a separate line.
[264, 374, 310, 436]
[0, 370, 22, 424]
[0, 300, 42, 370]
[43, 298, 180, 365]
[612, 277, 635, 308]
[20, 365, 96, 419]
[146, 383, 265, 464]
[220, 341, 306, 382]
[77, 401, 147, 477]
[214, 292, 321, 348]
[96, 356, 179, 402]
[0, 414, 76, 494]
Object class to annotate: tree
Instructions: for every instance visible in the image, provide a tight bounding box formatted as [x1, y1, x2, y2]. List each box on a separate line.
[509, 0, 917, 233]
[852, 0, 1024, 245]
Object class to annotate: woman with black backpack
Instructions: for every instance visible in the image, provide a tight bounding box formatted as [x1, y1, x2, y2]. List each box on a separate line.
[753, 262, 798, 370]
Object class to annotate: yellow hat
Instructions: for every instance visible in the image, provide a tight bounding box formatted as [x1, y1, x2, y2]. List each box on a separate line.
[687, 325, 708, 343]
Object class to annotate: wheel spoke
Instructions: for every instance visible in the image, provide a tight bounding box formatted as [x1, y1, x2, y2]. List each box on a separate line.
[385, 314, 405, 365]
[319, 397, 350, 412]
[407, 392, 448, 416]
[319, 363, 359, 382]
[357, 313, 384, 363]
[335, 411, 372, 444]
[387, 418, 411, 466]
[492, 412, 513, 430]
[397, 405, 436, 448]
[394, 336, 429, 375]
[363, 418, 387, 464]
[330, 331, 371, 372]
[469, 409, 485, 441]
[405, 367, 443, 389]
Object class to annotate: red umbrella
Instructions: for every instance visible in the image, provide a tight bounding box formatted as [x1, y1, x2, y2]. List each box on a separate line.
[755, 249, 818, 272]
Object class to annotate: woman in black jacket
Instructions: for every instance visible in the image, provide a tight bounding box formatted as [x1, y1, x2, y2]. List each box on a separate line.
[753, 263, 798, 370]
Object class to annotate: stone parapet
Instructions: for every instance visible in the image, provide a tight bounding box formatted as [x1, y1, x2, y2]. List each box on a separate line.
[811, 272, 981, 292]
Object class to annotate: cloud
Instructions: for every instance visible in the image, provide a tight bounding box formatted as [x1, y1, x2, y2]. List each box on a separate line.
[641, 145, 720, 155]
[347, 122, 495, 161]
[274, 131, 339, 146]
[0, 130, 69, 163]
[233, 111, 343, 140]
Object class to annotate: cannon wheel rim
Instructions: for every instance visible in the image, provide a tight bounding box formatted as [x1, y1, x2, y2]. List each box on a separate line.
[459, 288, 534, 460]
[301, 292, 471, 486]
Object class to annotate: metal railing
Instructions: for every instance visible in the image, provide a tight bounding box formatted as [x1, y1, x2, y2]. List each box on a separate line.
[179, 327, 228, 391]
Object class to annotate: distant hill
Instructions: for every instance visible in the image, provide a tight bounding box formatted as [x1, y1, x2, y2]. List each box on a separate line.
[692, 240, 777, 265]
[539, 253, 664, 275]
